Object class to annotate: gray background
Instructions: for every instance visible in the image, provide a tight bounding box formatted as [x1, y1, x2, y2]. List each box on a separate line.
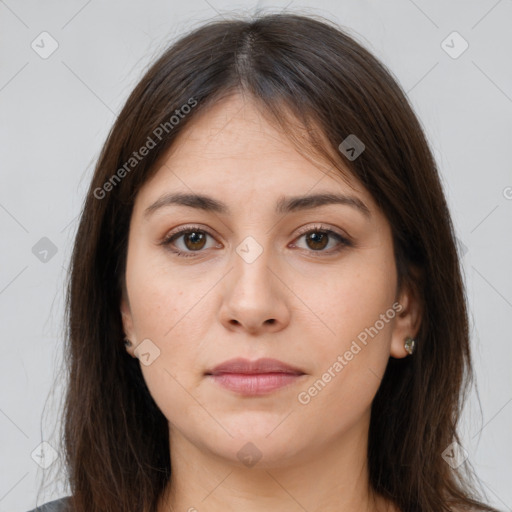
[1, 0, 511, 510]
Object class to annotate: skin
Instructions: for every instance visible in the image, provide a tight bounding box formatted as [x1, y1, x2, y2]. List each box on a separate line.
[121, 93, 422, 512]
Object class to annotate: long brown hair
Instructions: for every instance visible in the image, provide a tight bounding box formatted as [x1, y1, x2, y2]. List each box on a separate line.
[49, 12, 499, 512]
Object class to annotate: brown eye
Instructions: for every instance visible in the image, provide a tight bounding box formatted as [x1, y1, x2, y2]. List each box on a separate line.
[304, 231, 329, 251]
[182, 231, 207, 251]
[292, 226, 352, 256]
[161, 226, 219, 258]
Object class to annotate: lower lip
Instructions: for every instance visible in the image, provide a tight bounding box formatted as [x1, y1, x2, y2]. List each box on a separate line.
[208, 372, 304, 395]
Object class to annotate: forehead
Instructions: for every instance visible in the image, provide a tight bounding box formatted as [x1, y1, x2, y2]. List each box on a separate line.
[134, 94, 376, 216]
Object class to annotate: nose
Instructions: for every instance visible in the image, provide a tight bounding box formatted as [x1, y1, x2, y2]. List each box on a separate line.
[218, 247, 291, 335]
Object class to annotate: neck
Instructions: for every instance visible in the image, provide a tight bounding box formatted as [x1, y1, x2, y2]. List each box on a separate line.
[157, 411, 395, 512]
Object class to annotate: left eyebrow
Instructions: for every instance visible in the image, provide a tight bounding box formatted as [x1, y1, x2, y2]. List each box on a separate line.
[144, 191, 371, 219]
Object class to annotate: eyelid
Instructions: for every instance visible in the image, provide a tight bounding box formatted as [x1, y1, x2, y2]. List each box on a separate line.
[293, 223, 351, 241]
[160, 224, 351, 244]
[289, 223, 353, 256]
[160, 222, 353, 257]
[160, 224, 218, 246]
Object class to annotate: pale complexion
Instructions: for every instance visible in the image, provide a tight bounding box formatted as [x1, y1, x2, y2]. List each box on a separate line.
[121, 93, 421, 512]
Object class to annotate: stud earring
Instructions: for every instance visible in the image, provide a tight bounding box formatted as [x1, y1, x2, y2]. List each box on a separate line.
[124, 338, 132, 348]
[404, 336, 416, 355]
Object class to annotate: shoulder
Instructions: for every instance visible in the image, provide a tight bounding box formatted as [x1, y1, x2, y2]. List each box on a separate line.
[26, 496, 72, 512]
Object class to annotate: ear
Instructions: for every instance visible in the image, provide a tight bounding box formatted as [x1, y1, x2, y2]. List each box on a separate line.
[390, 271, 423, 359]
[120, 292, 137, 357]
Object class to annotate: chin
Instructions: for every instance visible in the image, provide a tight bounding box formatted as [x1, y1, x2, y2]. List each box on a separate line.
[225, 441, 303, 470]
[200, 425, 308, 469]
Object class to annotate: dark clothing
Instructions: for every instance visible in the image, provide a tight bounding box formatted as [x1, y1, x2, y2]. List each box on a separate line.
[26, 496, 71, 512]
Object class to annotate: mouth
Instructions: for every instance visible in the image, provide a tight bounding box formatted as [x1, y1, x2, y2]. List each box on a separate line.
[205, 357, 306, 396]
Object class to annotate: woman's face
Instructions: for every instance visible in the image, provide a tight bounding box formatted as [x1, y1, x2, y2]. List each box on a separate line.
[121, 93, 419, 468]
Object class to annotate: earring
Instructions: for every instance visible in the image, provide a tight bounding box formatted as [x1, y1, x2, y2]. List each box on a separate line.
[404, 336, 416, 355]
[124, 337, 132, 348]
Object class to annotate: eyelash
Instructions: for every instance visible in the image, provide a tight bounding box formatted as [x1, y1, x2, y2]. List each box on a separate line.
[160, 224, 353, 258]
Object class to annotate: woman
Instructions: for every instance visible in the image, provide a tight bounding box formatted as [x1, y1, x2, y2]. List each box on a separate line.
[29, 12, 500, 512]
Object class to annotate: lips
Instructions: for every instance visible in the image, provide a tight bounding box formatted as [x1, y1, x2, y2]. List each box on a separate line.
[205, 358, 306, 396]
[206, 357, 305, 376]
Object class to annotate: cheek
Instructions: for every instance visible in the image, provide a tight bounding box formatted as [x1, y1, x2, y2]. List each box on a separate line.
[293, 250, 397, 412]
[125, 260, 208, 425]
[301, 247, 397, 353]
[125, 239, 200, 339]
[125, 242, 215, 394]
[127, 273, 206, 368]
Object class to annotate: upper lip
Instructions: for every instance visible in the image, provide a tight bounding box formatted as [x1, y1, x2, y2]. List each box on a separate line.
[206, 357, 305, 376]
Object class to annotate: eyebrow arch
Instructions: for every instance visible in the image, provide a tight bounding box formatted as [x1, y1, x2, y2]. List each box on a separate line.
[144, 191, 371, 219]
